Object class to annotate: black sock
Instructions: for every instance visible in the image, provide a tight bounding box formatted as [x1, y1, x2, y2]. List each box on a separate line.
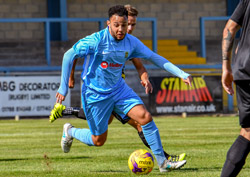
[138, 131, 170, 158]
[62, 107, 76, 115]
[221, 135, 250, 177]
[138, 131, 150, 149]
[164, 151, 170, 159]
[62, 107, 86, 119]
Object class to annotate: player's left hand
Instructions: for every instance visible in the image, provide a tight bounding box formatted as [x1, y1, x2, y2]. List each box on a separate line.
[68, 76, 75, 88]
[182, 76, 192, 87]
[49, 103, 66, 123]
[141, 80, 153, 94]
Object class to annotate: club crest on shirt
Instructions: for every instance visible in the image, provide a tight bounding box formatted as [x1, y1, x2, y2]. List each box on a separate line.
[125, 52, 129, 58]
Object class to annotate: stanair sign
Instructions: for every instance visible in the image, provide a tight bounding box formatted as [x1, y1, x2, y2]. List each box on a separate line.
[149, 76, 223, 114]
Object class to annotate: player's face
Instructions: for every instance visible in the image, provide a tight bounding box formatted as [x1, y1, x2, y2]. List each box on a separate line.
[127, 15, 137, 34]
[107, 15, 128, 40]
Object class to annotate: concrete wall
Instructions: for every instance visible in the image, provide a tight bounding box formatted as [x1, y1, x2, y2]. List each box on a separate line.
[68, 0, 227, 40]
[0, 0, 227, 41]
[0, 0, 46, 40]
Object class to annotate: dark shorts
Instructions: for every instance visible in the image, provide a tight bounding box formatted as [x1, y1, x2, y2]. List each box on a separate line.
[112, 111, 130, 124]
[235, 80, 250, 128]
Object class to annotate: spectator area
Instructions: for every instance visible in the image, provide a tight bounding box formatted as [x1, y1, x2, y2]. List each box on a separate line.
[142, 39, 206, 64]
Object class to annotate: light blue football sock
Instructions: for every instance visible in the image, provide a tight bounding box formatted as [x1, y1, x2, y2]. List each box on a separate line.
[141, 120, 166, 166]
[69, 128, 94, 146]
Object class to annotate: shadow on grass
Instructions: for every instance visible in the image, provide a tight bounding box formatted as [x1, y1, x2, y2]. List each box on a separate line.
[151, 167, 222, 174]
[91, 170, 127, 173]
[0, 158, 29, 162]
[0, 155, 91, 162]
[53, 156, 91, 160]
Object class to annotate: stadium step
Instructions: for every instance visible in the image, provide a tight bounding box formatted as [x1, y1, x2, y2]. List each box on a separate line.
[141, 39, 206, 65]
[142, 39, 179, 46]
[158, 51, 197, 58]
[148, 45, 188, 52]
[167, 57, 206, 64]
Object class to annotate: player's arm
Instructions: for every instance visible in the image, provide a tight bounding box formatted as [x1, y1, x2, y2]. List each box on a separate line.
[131, 37, 192, 86]
[50, 49, 79, 121]
[51, 48, 81, 122]
[132, 58, 153, 94]
[148, 53, 192, 86]
[221, 19, 241, 95]
[68, 59, 78, 88]
[56, 48, 78, 103]
[56, 33, 99, 103]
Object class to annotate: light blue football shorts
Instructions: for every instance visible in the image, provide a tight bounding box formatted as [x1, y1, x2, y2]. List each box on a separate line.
[81, 83, 143, 135]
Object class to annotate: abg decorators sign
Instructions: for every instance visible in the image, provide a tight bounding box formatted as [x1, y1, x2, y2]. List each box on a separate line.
[149, 76, 222, 114]
[0, 76, 70, 117]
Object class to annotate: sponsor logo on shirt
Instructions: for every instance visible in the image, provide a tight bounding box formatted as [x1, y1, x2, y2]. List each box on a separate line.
[109, 63, 123, 68]
[100, 61, 122, 69]
[101, 61, 108, 69]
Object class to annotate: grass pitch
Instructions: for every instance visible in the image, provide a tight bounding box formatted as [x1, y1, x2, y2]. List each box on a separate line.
[0, 116, 250, 177]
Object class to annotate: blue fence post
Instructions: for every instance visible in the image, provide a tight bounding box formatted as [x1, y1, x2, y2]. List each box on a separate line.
[60, 0, 68, 41]
[200, 17, 206, 58]
[152, 19, 157, 53]
[200, 16, 230, 59]
[227, 94, 234, 112]
[0, 17, 157, 69]
[99, 20, 105, 31]
[45, 21, 51, 66]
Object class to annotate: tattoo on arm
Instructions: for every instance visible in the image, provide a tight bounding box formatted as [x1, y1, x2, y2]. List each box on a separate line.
[222, 29, 234, 60]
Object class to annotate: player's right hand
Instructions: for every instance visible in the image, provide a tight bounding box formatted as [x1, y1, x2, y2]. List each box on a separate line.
[221, 70, 234, 95]
[56, 92, 65, 104]
[49, 103, 66, 123]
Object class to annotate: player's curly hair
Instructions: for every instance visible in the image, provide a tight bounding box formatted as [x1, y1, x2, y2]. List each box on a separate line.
[108, 5, 128, 19]
[124, 4, 138, 17]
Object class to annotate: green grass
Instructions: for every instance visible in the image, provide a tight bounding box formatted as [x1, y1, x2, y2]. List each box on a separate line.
[0, 116, 250, 177]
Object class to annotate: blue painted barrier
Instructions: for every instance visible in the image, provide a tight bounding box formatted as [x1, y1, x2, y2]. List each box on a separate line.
[199, 16, 236, 112]
[200, 16, 230, 58]
[0, 17, 157, 66]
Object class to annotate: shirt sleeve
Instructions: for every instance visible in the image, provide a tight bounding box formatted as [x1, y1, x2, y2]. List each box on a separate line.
[57, 33, 99, 96]
[57, 48, 78, 96]
[149, 53, 190, 79]
[230, 0, 247, 26]
[129, 37, 154, 60]
[129, 36, 190, 79]
[73, 33, 99, 58]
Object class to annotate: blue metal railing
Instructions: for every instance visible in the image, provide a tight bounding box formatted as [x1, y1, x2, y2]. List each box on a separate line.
[0, 16, 229, 72]
[0, 64, 222, 73]
[200, 16, 235, 112]
[200, 16, 230, 58]
[0, 17, 157, 66]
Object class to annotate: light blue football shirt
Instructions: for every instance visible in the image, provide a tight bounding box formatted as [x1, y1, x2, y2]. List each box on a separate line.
[58, 27, 190, 96]
[58, 27, 153, 95]
[76, 27, 154, 93]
